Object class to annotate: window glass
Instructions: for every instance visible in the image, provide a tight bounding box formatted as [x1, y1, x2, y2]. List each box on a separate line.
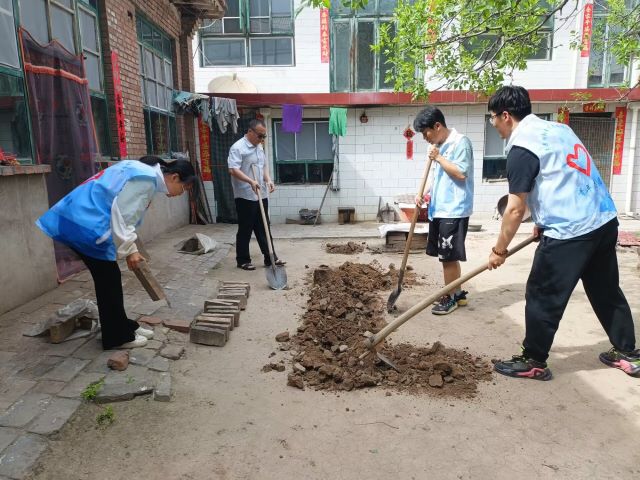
[378, 22, 395, 89]
[51, 4, 75, 52]
[0, 0, 19, 68]
[277, 163, 305, 183]
[90, 95, 110, 157]
[275, 122, 295, 160]
[316, 122, 332, 159]
[297, 123, 316, 160]
[250, 37, 293, 65]
[84, 53, 101, 91]
[483, 116, 505, 157]
[203, 38, 246, 66]
[333, 21, 351, 91]
[0, 73, 32, 162]
[20, 0, 49, 45]
[79, 9, 98, 52]
[356, 21, 375, 90]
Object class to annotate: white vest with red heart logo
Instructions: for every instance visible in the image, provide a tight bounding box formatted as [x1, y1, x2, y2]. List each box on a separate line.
[506, 114, 617, 239]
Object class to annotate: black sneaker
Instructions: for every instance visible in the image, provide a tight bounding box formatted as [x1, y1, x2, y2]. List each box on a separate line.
[431, 295, 458, 315]
[494, 355, 552, 381]
[453, 290, 468, 306]
[599, 348, 640, 377]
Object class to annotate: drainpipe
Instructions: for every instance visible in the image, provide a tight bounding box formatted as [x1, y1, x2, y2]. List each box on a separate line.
[625, 104, 639, 215]
[570, 0, 585, 88]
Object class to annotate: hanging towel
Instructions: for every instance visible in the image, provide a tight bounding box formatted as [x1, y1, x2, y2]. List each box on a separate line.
[329, 107, 348, 136]
[213, 97, 239, 134]
[282, 104, 303, 133]
[199, 97, 213, 130]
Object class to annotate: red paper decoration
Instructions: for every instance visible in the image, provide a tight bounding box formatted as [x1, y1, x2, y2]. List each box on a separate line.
[403, 127, 415, 160]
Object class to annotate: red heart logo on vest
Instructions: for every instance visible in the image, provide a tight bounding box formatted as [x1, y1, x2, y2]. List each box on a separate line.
[566, 143, 591, 176]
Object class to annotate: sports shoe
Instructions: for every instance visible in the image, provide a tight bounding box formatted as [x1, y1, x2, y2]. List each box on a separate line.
[599, 348, 640, 377]
[431, 295, 458, 315]
[135, 326, 154, 339]
[453, 290, 468, 306]
[493, 355, 552, 380]
[117, 334, 148, 349]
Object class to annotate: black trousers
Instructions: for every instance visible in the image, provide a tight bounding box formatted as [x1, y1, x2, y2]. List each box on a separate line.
[523, 218, 636, 362]
[77, 252, 139, 350]
[235, 197, 276, 266]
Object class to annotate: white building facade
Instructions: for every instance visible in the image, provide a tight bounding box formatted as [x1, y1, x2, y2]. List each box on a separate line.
[193, 0, 640, 223]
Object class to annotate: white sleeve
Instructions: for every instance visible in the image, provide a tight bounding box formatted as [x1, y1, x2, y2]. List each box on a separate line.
[110, 179, 157, 259]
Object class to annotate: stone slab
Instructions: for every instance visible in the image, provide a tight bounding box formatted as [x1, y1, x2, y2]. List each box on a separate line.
[153, 373, 171, 402]
[57, 373, 106, 399]
[159, 345, 185, 360]
[0, 379, 37, 407]
[0, 434, 48, 479]
[147, 356, 169, 372]
[28, 381, 66, 395]
[0, 427, 18, 453]
[16, 356, 65, 379]
[129, 348, 155, 366]
[84, 351, 114, 374]
[71, 339, 103, 360]
[0, 394, 51, 428]
[144, 340, 163, 350]
[94, 366, 156, 404]
[27, 397, 81, 435]
[41, 358, 89, 382]
[138, 316, 163, 326]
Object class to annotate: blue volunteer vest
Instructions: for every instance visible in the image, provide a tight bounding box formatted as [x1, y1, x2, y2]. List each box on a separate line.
[37, 161, 159, 260]
[507, 114, 617, 239]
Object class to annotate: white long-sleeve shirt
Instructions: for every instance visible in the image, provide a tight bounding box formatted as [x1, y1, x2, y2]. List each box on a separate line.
[110, 164, 168, 258]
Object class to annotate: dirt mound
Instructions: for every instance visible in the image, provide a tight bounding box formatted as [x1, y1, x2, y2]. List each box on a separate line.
[325, 241, 366, 254]
[287, 262, 492, 397]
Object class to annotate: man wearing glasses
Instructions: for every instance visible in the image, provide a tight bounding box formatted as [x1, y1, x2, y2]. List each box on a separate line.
[487, 85, 638, 381]
[228, 119, 285, 271]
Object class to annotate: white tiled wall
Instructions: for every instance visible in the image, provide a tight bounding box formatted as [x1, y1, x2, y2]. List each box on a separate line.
[257, 104, 640, 223]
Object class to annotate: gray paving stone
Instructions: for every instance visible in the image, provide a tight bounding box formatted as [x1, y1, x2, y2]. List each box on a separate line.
[153, 373, 171, 402]
[144, 339, 163, 350]
[0, 427, 19, 453]
[94, 366, 155, 404]
[147, 356, 169, 372]
[28, 381, 66, 395]
[57, 372, 105, 399]
[41, 358, 89, 382]
[16, 356, 65, 379]
[27, 398, 81, 435]
[72, 339, 104, 360]
[0, 394, 51, 428]
[129, 348, 155, 366]
[0, 434, 47, 479]
[84, 351, 114, 374]
[0, 379, 37, 408]
[160, 345, 184, 360]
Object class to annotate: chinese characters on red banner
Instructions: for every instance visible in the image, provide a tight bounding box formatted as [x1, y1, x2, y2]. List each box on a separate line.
[583, 102, 605, 113]
[111, 51, 127, 158]
[581, 3, 593, 58]
[198, 119, 212, 181]
[612, 107, 627, 175]
[320, 8, 330, 63]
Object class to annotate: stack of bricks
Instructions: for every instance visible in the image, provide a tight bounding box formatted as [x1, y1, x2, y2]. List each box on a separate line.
[190, 282, 250, 347]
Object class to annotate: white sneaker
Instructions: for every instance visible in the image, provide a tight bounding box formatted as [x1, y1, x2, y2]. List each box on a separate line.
[135, 326, 154, 339]
[117, 334, 148, 349]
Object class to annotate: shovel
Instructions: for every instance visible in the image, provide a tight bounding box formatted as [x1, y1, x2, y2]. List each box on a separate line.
[251, 164, 287, 290]
[362, 235, 537, 363]
[386, 153, 434, 312]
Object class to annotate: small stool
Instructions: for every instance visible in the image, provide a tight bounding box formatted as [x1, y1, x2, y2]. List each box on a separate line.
[338, 207, 355, 225]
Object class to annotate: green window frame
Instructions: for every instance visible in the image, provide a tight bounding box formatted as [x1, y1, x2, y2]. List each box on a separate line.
[482, 113, 551, 181]
[18, 0, 78, 54]
[273, 119, 334, 184]
[137, 15, 177, 156]
[199, 0, 295, 67]
[329, 0, 396, 92]
[587, 1, 631, 87]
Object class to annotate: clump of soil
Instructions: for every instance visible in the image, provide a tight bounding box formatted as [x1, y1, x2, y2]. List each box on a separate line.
[287, 262, 492, 397]
[325, 241, 366, 254]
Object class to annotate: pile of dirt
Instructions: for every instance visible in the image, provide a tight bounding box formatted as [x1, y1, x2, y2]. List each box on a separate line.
[325, 241, 366, 254]
[285, 262, 492, 397]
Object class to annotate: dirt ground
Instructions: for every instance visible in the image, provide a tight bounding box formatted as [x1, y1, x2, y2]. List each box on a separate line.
[30, 233, 640, 480]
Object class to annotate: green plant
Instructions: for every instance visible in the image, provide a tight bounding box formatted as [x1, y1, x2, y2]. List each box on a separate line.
[125, 375, 135, 384]
[81, 379, 105, 402]
[96, 405, 115, 427]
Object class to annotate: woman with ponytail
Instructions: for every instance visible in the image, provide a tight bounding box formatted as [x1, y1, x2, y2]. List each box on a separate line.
[37, 156, 195, 349]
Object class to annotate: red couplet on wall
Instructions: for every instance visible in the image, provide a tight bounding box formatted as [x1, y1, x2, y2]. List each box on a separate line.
[111, 51, 127, 158]
[198, 118, 212, 181]
[581, 3, 593, 58]
[612, 106, 627, 175]
[320, 8, 330, 63]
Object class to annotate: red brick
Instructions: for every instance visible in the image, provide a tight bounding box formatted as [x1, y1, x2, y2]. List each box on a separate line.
[138, 315, 164, 326]
[162, 318, 191, 333]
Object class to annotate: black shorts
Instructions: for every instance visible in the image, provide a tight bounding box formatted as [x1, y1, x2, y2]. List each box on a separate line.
[426, 217, 469, 262]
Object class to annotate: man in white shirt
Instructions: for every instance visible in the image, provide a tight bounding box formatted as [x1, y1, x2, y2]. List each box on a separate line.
[228, 119, 285, 270]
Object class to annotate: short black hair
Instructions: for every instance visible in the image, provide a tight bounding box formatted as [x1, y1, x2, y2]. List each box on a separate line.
[248, 119, 266, 130]
[488, 86, 532, 121]
[413, 106, 447, 131]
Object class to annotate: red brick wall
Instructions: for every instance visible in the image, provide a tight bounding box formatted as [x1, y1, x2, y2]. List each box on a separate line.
[99, 0, 194, 159]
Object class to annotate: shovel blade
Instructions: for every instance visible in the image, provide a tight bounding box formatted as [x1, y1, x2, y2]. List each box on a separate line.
[265, 264, 287, 290]
[376, 352, 399, 371]
[386, 286, 402, 313]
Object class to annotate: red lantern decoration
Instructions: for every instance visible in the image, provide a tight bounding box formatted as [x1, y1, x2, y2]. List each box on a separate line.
[403, 127, 415, 160]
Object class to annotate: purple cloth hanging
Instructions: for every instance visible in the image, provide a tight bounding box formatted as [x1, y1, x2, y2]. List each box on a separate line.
[282, 104, 303, 133]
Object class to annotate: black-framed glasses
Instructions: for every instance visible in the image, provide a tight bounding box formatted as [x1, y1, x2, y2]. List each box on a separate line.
[489, 111, 505, 126]
[251, 128, 267, 139]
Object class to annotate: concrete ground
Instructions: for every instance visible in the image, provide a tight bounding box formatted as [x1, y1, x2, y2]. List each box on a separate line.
[2, 218, 640, 480]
